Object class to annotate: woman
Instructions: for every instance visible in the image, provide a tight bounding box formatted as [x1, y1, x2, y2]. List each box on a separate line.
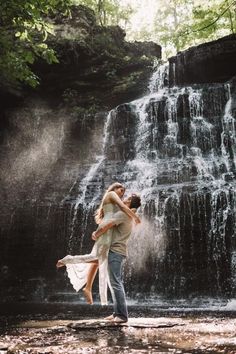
[56, 182, 140, 305]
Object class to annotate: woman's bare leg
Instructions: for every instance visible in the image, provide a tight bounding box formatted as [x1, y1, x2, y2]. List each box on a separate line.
[83, 261, 98, 304]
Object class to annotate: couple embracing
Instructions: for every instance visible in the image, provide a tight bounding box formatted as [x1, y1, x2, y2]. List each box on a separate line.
[57, 182, 141, 323]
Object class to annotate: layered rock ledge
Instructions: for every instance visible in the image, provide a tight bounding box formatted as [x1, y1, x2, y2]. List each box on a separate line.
[0, 5, 161, 112]
[169, 34, 236, 86]
[33, 5, 161, 109]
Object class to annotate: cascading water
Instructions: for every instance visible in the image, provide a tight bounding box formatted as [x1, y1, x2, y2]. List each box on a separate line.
[0, 54, 234, 309]
[221, 85, 236, 173]
[66, 62, 236, 301]
[65, 111, 114, 252]
[3, 62, 233, 304]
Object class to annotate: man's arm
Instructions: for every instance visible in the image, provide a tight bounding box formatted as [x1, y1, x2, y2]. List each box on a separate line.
[92, 221, 116, 241]
[92, 210, 131, 241]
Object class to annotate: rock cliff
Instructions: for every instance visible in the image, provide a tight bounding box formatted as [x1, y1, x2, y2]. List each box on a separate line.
[0, 15, 236, 303]
[34, 5, 161, 109]
[169, 34, 236, 86]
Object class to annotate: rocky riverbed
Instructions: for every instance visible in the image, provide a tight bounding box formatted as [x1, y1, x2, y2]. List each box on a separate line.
[0, 303, 235, 353]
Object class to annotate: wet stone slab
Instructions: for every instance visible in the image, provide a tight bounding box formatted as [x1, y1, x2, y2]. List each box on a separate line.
[67, 318, 183, 329]
[0, 317, 236, 353]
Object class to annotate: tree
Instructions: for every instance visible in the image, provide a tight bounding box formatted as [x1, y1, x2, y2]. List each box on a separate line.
[153, 0, 195, 57]
[155, 0, 236, 57]
[126, 0, 236, 59]
[189, 0, 236, 40]
[73, 0, 134, 27]
[0, 0, 72, 88]
[126, 0, 195, 59]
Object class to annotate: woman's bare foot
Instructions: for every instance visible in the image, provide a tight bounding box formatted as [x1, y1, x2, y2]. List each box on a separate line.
[56, 260, 65, 268]
[83, 288, 93, 305]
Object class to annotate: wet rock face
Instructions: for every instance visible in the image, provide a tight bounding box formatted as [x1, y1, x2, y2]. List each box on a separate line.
[96, 79, 235, 299]
[146, 85, 228, 159]
[139, 188, 234, 297]
[0, 5, 161, 113]
[52, 4, 97, 28]
[0, 33, 236, 302]
[32, 5, 161, 110]
[169, 34, 236, 86]
[104, 104, 137, 161]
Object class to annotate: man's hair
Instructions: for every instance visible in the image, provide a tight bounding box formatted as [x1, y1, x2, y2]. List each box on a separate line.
[130, 194, 141, 209]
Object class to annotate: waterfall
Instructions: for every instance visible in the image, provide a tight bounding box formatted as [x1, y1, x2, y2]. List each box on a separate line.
[11, 63, 233, 302]
[221, 85, 236, 174]
[148, 63, 169, 93]
[86, 63, 235, 298]
[65, 111, 114, 252]
[60, 62, 236, 298]
[2, 55, 236, 304]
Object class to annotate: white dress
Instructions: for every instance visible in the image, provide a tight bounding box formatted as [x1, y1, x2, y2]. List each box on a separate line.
[60, 203, 117, 305]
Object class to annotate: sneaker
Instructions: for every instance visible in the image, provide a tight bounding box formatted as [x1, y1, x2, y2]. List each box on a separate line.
[113, 316, 127, 323]
[104, 314, 114, 321]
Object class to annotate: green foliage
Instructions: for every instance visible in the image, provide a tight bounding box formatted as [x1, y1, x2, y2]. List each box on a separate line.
[72, 104, 100, 116]
[0, 0, 72, 87]
[112, 71, 142, 93]
[62, 88, 100, 114]
[72, 0, 134, 27]
[62, 88, 79, 104]
[189, 0, 236, 40]
[127, 0, 236, 59]
[2, 0, 234, 88]
[91, 31, 123, 58]
[153, 0, 193, 55]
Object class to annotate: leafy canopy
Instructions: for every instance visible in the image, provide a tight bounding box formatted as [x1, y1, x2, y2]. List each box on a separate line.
[72, 0, 134, 27]
[126, 0, 236, 59]
[0, 0, 72, 87]
[1, 0, 235, 87]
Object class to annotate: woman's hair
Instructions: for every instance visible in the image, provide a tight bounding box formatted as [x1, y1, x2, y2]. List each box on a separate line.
[95, 182, 125, 224]
[130, 194, 141, 209]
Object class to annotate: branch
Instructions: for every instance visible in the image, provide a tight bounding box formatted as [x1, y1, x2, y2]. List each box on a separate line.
[180, 0, 236, 37]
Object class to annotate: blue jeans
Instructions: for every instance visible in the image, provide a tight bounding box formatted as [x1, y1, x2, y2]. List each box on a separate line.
[108, 250, 128, 321]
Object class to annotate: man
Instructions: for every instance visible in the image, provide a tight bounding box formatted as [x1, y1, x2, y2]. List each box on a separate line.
[92, 194, 141, 323]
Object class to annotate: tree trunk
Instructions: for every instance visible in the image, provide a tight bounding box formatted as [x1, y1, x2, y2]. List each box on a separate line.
[97, 0, 105, 26]
[226, 0, 235, 34]
[173, 0, 180, 52]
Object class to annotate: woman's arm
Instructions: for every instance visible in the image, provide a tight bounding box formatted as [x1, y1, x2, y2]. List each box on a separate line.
[106, 191, 141, 224]
[91, 221, 116, 240]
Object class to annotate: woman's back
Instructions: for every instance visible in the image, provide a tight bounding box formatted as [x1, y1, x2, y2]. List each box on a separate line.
[102, 203, 119, 220]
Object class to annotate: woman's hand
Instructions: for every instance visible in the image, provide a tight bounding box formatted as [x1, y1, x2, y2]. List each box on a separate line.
[134, 215, 141, 224]
[92, 232, 97, 241]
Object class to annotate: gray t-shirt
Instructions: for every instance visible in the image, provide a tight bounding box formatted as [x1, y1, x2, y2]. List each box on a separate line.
[109, 210, 134, 256]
